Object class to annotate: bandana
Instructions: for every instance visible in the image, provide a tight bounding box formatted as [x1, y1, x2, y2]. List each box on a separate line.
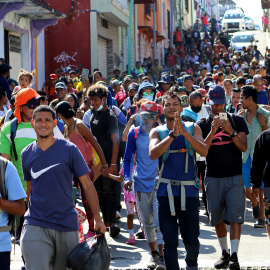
[14, 88, 40, 123]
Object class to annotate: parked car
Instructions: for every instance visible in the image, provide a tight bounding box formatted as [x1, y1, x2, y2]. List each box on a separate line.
[222, 9, 246, 32]
[245, 16, 255, 30]
[255, 24, 261, 30]
[230, 32, 258, 52]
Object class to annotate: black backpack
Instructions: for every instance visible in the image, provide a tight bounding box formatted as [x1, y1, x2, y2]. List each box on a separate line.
[0, 157, 20, 236]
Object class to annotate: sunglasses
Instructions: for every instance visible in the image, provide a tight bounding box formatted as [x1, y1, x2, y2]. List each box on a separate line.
[23, 101, 40, 110]
[143, 92, 154, 96]
[141, 114, 156, 121]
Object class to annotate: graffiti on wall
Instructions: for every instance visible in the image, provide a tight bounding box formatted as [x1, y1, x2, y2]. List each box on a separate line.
[54, 51, 78, 71]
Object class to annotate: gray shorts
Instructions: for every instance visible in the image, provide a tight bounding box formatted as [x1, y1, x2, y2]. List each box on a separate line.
[20, 225, 79, 270]
[204, 175, 246, 226]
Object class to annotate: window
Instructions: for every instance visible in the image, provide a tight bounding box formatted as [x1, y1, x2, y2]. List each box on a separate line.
[185, 0, 189, 12]
[101, 18, 108, 29]
[145, 4, 151, 17]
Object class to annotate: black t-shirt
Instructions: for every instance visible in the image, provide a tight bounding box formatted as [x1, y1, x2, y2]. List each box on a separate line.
[90, 108, 119, 164]
[263, 75, 270, 87]
[184, 33, 192, 44]
[197, 113, 248, 178]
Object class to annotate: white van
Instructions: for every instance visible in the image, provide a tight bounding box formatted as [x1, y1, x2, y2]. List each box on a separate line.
[222, 9, 246, 32]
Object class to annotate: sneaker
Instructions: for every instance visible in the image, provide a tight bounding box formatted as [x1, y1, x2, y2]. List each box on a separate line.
[147, 252, 159, 269]
[252, 204, 259, 220]
[85, 230, 95, 240]
[229, 252, 240, 270]
[126, 235, 136, 245]
[254, 218, 266, 228]
[156, 256, 166, 270]
[115, 211, 121, 220]
[109, 225, 120, 238]
[214, 249, 230, 269]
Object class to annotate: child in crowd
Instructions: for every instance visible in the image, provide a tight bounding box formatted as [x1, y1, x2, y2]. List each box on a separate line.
[13, 69, 35, 94]
[109, 165, 137, 245]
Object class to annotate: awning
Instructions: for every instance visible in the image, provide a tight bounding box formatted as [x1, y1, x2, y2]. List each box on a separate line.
[0, 0, 65, 21]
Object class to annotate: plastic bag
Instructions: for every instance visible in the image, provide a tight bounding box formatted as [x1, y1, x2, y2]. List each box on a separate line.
[66, 233, 111, 270]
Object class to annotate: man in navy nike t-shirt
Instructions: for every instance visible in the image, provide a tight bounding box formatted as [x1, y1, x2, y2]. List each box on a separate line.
[20, 105, 106, 270]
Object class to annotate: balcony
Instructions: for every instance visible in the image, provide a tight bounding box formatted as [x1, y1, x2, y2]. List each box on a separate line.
[92, 0, 129, 26]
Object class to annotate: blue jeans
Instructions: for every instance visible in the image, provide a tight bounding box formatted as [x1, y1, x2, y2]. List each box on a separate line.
[158, 196, 200, 270]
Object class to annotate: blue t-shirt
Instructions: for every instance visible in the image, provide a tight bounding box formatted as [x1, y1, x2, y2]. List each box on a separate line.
[123, 125, 158, 193]
[21, 138, 89, 232]
[0, 161, 26, 252]
[257, 90, 269, 105]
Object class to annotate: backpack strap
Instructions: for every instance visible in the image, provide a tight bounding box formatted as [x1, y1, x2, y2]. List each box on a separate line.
[0, 156, 8, 200]
[10, 118, 18, 161]
[157, 125, 170, 162]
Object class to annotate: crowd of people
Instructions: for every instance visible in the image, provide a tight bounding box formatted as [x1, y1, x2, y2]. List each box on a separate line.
[0, 22, 270, 270]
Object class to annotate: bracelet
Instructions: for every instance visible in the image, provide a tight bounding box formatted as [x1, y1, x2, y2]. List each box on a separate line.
[110, 164, 117, 166]
[102, 164, 108, 167]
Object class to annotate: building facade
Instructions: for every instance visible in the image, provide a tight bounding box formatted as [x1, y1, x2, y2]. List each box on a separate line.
[0, 0, 63, 89]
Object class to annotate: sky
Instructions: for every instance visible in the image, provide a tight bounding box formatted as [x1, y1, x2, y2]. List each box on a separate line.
[233, 0, 264, 25]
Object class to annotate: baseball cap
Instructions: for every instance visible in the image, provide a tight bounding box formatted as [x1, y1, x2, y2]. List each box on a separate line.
[0, 63, 12, 74]
[196, 88, 207, 97]
[195, 61, 200, 65]
[49, 73, 57, 80]
[159, 75, 172, 84]
[179, 95, 189, 107]
[177, 77, 183, 84]
[177, 86, 188, 93]
[55, 82, 67, 90]
[208, 85, 225, 105]
[123, 76, 132, 83]
[181, 108, 198, 122]
[245, 79, 253, 85]
[128, 83, 139, 92]
[213, 65, 220, 71]
[111, 80, 120, 87]
[184, 75, 193, 81]
[140, 101, 158, 114]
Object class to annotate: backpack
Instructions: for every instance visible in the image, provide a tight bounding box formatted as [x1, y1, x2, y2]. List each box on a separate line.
[0, 157, 20, 236]
[10, 118, 18, 161]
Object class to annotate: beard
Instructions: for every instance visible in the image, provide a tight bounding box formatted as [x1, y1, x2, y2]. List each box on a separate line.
[40, 135, 49, 139]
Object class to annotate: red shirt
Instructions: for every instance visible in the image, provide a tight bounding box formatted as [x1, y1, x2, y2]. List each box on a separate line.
[202, 16, 208, 25]
[167, 53, 177, 67]
[174, 31, 181, 42]
[177, 46, 187, 58]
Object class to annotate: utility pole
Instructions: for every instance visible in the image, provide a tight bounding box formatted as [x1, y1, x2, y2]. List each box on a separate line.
[128, 0, 134, 75]
[179, 0, 183, 40]
[153, 3, 156, 59]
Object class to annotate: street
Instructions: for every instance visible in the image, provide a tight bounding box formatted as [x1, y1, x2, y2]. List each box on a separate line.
[10, 30, 270, 270]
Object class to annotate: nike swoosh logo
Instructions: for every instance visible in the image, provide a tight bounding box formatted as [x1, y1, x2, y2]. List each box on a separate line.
[30, 163, 60, 179]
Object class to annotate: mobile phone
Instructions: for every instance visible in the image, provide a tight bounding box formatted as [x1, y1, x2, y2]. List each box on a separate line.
[81, 68, 89, 83]
[219, 112, 227, 121]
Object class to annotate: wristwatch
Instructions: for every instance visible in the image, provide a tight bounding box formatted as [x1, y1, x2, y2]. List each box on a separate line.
[169, 131, 176, 139]
[230, 130, 238, 138]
